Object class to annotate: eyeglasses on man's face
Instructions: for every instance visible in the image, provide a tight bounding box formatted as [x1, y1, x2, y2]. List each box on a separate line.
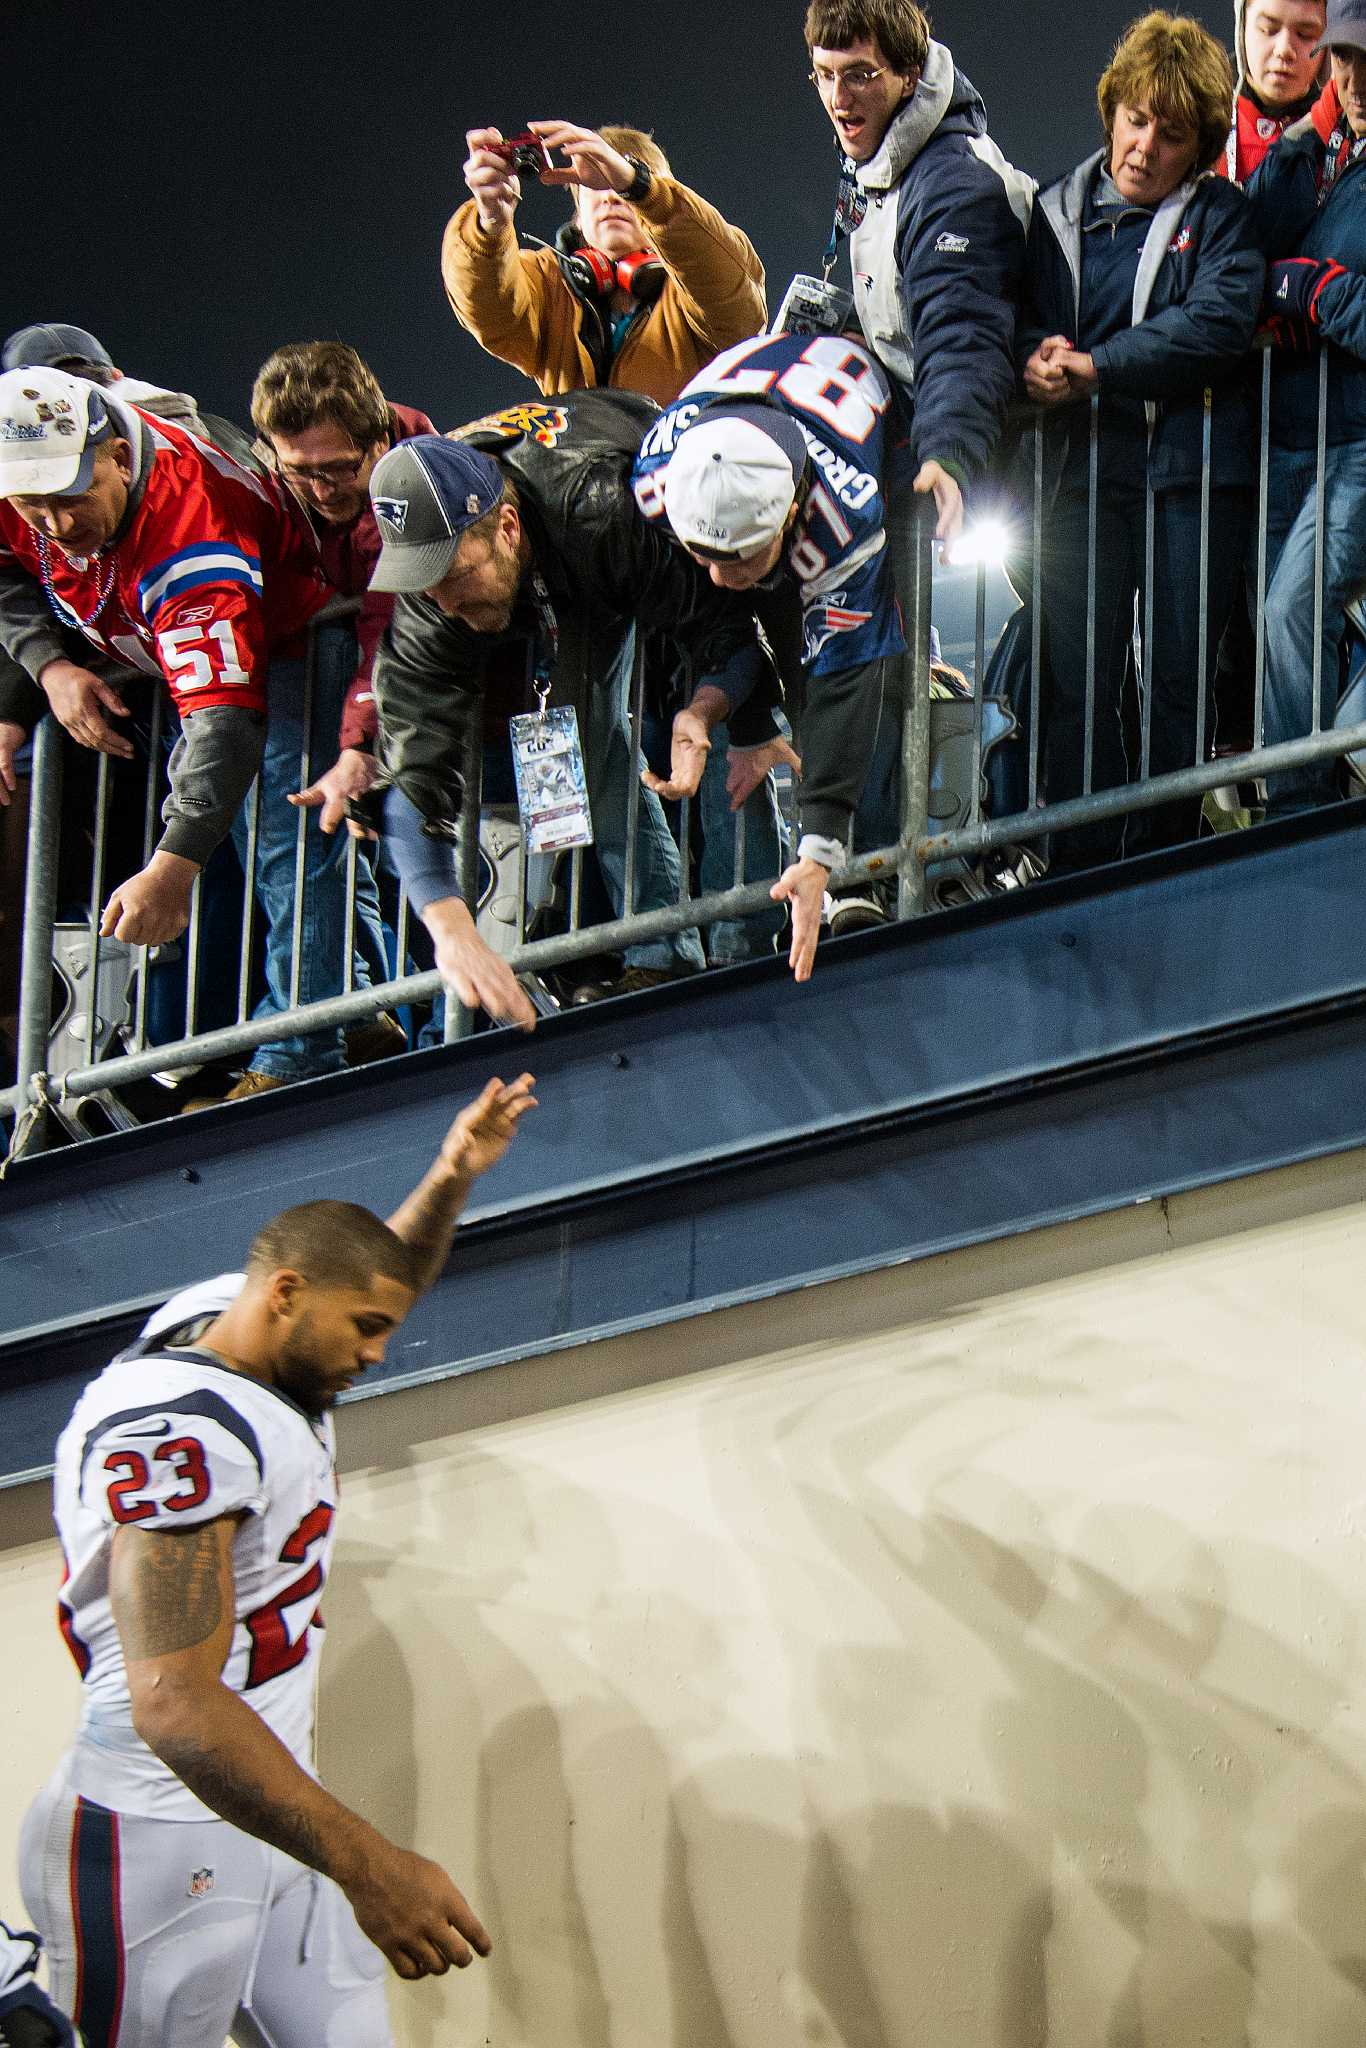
[275, 452, 369, 488]
[808, 63, 891, 94]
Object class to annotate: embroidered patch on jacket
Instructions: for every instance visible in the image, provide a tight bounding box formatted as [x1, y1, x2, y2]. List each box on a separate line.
[459, 404, 570, 450]
[188, 1868, 215, 1899]
[934, 231, 970, 255]
[1169, 226, 1194, 255]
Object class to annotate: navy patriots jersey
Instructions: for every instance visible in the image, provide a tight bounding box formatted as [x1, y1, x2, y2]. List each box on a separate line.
[632, 332, 905, 677]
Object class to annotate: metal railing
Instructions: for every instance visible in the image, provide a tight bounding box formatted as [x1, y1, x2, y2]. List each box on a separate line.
[4, 344, 1363, 1156]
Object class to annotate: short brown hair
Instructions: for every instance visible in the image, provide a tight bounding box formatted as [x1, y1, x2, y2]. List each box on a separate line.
[251, 340, 390, 450]
[803, 0, 931, 74]
[1097, 12, 1234, 174]
[596, 126, 671, 179]
[247, 1199, 419, 1294]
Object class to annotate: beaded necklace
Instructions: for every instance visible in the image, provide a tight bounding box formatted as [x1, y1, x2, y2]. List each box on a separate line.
[35, 532, 117, 629]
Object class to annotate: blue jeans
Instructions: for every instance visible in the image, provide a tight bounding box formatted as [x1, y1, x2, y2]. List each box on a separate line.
[585, 625, 703, 972]
[695, 724, 787, 963]
[1263, 439, 1366, 815]
[231, 623, 387, 1079]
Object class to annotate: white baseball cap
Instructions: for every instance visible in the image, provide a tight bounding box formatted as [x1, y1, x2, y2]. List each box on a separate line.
[664, 404, 808, 556]
[0, 366, 114, 498]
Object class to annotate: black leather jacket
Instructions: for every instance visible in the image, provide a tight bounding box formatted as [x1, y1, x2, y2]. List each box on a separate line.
[369, 390, 775, 835]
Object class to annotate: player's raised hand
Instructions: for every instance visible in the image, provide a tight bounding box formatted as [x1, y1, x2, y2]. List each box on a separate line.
[346, 1845, 491, 1980]
[440, 1074, 538, 1182]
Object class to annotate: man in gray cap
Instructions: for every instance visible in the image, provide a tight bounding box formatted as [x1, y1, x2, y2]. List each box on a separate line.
[310, 394, 775, 1025]
[1246, 0, 1366, 811]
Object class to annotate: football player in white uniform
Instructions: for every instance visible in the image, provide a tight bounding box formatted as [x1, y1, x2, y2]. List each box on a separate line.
[19, 1073, 536, 2048]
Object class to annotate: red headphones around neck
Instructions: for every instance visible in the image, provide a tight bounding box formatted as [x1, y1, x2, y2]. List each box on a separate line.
[557, 231, 667, 306]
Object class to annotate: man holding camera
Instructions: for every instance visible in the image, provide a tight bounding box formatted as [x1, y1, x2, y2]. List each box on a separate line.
[445, 120, 780, 975]
[444, 120, 766, 404]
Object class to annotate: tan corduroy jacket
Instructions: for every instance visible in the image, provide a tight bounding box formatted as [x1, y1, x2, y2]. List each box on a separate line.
[441, 175, 767, 406]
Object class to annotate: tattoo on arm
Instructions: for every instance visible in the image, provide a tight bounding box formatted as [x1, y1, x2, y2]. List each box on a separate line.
[386, 1171, 469, 1294]
[156, 1737, 331, 1872]
[116, 1522, 226, 1661]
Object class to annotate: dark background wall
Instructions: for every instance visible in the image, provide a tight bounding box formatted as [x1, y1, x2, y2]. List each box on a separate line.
[8, 0, 1233, 429]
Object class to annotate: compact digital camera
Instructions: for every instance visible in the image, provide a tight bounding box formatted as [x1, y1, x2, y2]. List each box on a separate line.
[493, 131, 554, 178]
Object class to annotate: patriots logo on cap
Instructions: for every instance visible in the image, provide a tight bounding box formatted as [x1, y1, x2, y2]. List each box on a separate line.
[374, 496, 409, 533]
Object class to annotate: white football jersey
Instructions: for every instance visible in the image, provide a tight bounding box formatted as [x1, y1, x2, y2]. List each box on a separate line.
[52, 1274, 339, 1820]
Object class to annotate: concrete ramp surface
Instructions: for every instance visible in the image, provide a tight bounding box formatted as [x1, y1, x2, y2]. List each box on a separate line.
[2, 1153, 1363, 2044]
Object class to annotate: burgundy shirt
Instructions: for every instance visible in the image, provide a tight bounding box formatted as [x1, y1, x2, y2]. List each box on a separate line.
[310, 401, 435, 750]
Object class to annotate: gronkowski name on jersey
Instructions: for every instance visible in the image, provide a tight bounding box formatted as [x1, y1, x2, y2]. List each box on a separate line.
[0, 407, 329, 717]
[52, 1273, 339, 1822]
[632, 333, 905, 675]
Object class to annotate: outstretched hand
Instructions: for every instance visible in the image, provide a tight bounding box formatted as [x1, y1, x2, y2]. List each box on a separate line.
[288, 747, 379, 838]
[770, 856, 829, 983]
[439, 1073, 538, 1182]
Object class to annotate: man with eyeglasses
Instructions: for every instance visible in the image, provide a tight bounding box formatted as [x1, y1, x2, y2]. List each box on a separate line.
[803, 0, 1032, 544]
[250, 343, 435, 848]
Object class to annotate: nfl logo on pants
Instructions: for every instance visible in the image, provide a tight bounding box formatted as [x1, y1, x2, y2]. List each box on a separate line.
[188, 1867, 215, 1898]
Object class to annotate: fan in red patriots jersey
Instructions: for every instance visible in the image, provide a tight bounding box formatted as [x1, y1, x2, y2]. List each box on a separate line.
[0, 364, 330, 947]
[632, 329, 904, 981]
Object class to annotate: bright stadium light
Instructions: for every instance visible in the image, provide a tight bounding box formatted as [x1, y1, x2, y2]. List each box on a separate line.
[945, 518, 1013, 570]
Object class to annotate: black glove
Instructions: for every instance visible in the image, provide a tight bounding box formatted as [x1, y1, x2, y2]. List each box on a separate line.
[0, 1982, 76, 2047]
[1260, 255, 1347, 350]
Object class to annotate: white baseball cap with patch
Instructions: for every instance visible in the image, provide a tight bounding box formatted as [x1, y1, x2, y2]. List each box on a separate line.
[663, 405, 808, 556]
[0, 366, 114, 498]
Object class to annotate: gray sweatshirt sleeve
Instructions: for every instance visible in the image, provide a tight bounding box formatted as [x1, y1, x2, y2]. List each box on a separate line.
[0, 557, 67, 681]
[160, 706, 266, 864]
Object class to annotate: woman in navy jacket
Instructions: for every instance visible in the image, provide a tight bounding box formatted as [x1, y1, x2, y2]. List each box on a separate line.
[1018, 11, 1264, 869]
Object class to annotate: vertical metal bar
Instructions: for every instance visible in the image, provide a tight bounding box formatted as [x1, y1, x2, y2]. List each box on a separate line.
[342, 835, 358, 998]
[1084, 394, 1100, 795]
[1312, 345, 1329, 735]
[1142, 417, 1156, 781]
[183, 870, 203, 1039]
[1194, 389, 1213, 765]
[515, 827, 529, 947]
[237, 774, 262, 1024]
[970, 561, 986, 828]
[446, 718, 483, 1044]
[83, 754, 112, 1060]
[395, 884, 411, 974]
[623, 638, 646, 918]
[731, 803, 748, 887]
[1029, 417, 1044, 811]
[677, 796, 693, 906]
[131, 690, 165, 1054]
[1254, 348, 1272, 747]
[897, 498, 935, 920]
[14, 718, 63, 1129]
[568, 847, 583, 932]
[288, 625, 318, 1010]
